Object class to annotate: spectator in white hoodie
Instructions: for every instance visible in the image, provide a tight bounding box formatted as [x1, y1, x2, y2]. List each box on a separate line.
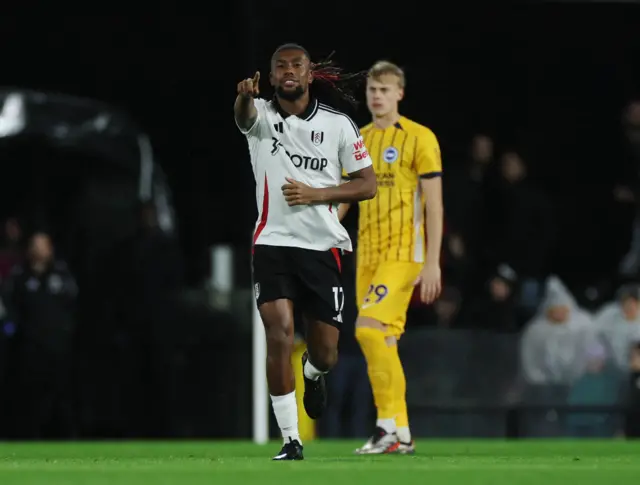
[593, 283, 640, 372]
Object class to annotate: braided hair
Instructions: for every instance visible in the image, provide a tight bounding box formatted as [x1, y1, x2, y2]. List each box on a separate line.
[310, 51, 367, 107]
[272, 44, 366, 107]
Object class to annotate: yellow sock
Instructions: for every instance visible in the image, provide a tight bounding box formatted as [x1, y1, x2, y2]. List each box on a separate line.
[355, 327, 396, 421]
[389, 343, 409, 430]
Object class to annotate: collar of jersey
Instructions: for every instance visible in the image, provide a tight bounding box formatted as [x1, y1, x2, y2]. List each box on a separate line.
[272, 96, 318, 121]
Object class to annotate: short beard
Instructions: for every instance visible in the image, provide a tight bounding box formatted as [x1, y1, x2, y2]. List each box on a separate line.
[276, 85, 305, 101]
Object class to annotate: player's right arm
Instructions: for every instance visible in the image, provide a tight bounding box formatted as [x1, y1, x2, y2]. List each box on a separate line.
[324, 118, 376, 202]
[234, 71, 260, 132]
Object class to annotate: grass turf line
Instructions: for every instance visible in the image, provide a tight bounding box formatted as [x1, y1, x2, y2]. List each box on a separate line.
[0, 440, 638, 485]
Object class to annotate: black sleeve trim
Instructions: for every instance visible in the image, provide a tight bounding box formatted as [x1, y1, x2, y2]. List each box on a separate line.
[420, 172, 442, 179]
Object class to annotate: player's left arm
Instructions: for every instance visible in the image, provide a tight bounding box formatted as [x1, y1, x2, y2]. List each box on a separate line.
[337, 170, 353, 220]
[318, 118, 377, 203]
[414, 128, 444, 304]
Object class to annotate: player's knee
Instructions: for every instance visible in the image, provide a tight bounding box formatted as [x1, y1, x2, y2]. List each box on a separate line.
[265, 326, 293, 353]
[355, 325, 386, 348]
[308, 343, 338, 372]
[265, 320, 293, 349]
[261, 307, 294, 354]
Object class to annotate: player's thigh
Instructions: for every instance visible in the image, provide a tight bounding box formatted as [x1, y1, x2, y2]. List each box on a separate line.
[359, 261, 422, 332]
[293, 247, 344, 329]
[252, 245, 297, 321]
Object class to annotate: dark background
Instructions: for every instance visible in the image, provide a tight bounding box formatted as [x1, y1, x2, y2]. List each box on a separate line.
[1, 8, 637, 287]
[0, 6, 639, 439]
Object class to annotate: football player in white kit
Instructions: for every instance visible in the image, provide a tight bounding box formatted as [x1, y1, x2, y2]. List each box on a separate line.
[235, 43, 376, 460]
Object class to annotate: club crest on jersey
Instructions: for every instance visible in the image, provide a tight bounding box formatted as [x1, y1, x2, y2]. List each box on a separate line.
[311, 130, 324, 146]
[254, 283, 260, 300]
[383, 147, 399, 163]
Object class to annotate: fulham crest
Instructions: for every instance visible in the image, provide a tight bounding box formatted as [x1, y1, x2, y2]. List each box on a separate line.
[311, 130, 324, 146]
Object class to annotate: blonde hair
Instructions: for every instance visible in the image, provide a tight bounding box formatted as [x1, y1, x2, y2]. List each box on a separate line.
[368, 61, 406, 88]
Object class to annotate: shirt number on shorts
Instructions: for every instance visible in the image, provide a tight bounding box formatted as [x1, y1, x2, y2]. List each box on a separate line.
[332, 286, 345, 312]
[364, 284, 388, 305]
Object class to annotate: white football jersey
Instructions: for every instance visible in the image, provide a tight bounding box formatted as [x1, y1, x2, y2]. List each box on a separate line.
[237, 97, 372, 252]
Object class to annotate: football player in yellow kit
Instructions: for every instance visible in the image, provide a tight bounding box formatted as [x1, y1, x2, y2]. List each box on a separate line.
[339, 61, 443, 454]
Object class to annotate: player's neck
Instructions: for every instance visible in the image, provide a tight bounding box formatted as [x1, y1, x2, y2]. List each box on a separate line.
[373, 112, 401, 130]
[276, 93, 311, 117]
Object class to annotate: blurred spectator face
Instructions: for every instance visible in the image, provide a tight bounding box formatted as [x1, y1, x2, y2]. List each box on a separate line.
[546, 305, 570, 323]
[366, 75, 404, 118]
[434, 299, 458, 326]
[471, 135, 493, 163]
[447, 234, 465, 259]
[501, 152, 526, 183]
[4, 218, 21, 243]
[622, 296, 640, 321]
[140, 203, 158, 230]
[624, 101, 640, 144]
[433, 287, 460, 326]
[489, 277, 511, 301]
[626, 102, 640, 128]
[28, 233, 53, 265]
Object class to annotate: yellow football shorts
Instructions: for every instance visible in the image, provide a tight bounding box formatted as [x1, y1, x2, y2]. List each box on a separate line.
[356, 260, 423, 337]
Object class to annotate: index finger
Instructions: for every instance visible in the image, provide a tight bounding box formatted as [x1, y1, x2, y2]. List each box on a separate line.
[253, 71, 260, 84]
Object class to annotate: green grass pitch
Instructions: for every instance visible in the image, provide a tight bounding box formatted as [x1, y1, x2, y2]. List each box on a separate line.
[0, 440, 638, 484]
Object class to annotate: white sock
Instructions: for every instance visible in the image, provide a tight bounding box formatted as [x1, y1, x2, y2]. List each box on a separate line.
[303, 358, 326, 381]
[397, 426, 411, 443]
[376, 418, 396, 435]
[270, 391, 301, 445]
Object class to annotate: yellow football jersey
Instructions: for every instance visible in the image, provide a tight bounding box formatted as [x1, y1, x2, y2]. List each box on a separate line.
[355, 116, 442, 266]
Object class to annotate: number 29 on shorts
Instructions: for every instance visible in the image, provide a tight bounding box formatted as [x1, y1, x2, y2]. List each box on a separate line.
[364, 284, 388, 305]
